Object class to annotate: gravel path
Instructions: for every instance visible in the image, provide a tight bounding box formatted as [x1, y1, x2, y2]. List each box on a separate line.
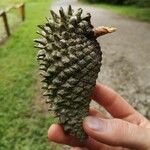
[51, 0, 150, 119]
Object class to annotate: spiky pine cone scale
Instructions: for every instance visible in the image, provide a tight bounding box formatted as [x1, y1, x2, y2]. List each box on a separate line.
[35, 6, 102, 140]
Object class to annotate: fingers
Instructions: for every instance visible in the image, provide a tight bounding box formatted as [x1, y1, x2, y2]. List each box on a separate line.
[83, 116, 150, 150]
[48, 108, 105, 146]
[92, 82, 137, 119]
[48, 124, 82, 146]
[89, 108, 107, 118]
[48, 124, 112, 150]
[84, 137, 113, 150]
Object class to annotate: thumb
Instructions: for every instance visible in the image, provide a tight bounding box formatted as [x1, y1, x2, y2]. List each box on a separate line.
[83, 116, 150, 150]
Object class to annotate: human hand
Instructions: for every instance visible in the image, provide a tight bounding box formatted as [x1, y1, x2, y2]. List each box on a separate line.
[48, 82, 150, 150]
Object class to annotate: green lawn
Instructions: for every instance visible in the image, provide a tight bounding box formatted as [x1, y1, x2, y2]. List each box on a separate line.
[0, 0, 61, 150]
[96, 4, 150, 22]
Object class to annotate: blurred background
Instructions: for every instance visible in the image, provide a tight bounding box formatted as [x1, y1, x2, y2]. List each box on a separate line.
[0, 0, 149, 150]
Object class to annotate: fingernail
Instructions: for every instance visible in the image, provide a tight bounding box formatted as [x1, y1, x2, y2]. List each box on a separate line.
[84, 116, 105, 131]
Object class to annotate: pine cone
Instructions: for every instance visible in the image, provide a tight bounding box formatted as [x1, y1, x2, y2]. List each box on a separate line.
[34, 5, 116, 141]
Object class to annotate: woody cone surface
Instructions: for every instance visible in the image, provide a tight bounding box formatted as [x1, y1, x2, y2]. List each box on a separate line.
[34, 6, 115, 140]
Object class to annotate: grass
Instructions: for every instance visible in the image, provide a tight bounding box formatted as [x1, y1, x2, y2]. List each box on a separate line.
[80, 1, 150, 22]
[97, 3, 150, 22]
[0, 0, 61, 150]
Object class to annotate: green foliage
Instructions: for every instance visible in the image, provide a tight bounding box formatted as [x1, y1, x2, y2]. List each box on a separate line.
[81, 0, 150, 7]
[0, 0, 61, 149]
[124, 0, 150, 7]
[136, 0, 150, 7]
[80, 0, 125, 4]
[123, 0, 137, 5]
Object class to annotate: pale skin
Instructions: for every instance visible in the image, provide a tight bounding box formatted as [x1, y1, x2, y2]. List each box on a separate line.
[48, 82, 150, 150]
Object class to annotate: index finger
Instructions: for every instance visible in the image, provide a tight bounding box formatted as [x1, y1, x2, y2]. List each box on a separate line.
[92, 82, 137, 118]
